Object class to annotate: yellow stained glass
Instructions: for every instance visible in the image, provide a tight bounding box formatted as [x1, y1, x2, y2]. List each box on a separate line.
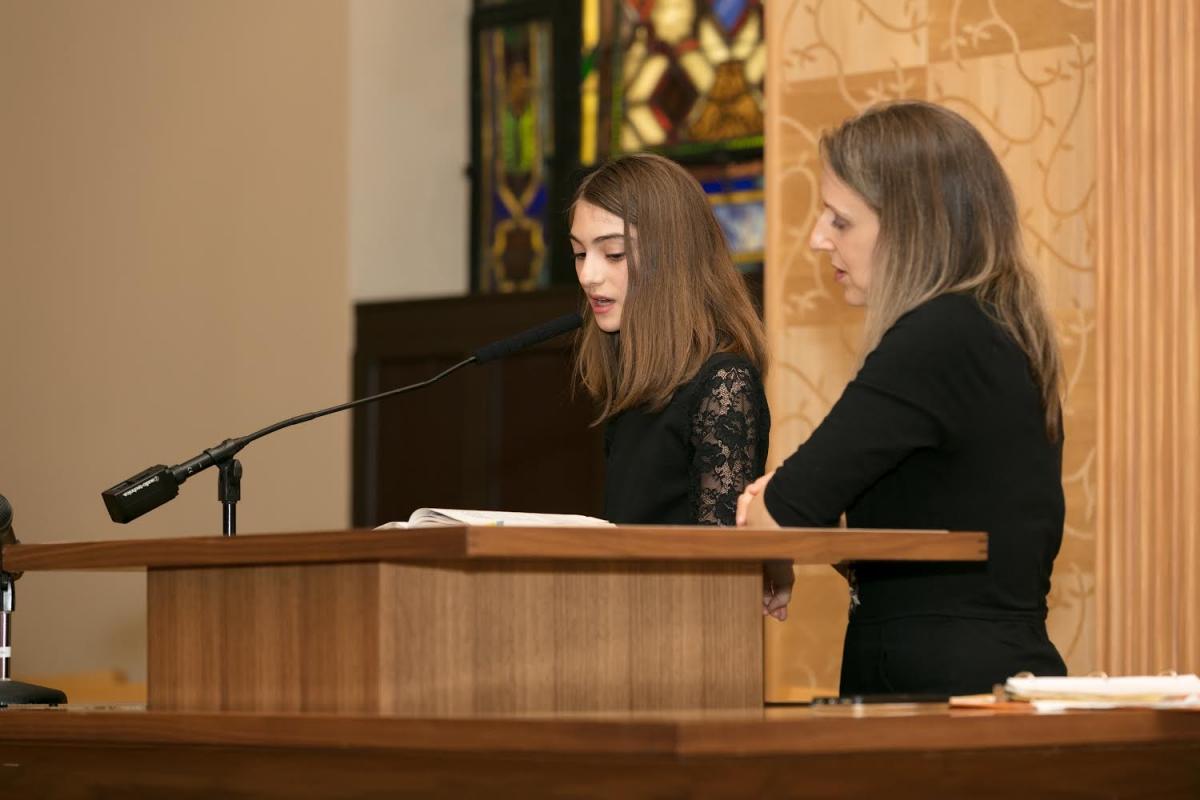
[680, 50, 716, 94]
[730, 10, 759, 60]
[627, 104, 668, 145]
[627, 52, 670, 103]
[698, 17, 730, 63]
[745, 41, 766, 86]
[650, 0, 696, 47]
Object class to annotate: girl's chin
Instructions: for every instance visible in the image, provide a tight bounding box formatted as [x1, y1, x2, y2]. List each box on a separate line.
[593, 317, 621, 333]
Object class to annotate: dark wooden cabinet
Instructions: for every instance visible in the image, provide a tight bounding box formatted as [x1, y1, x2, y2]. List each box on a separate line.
[352, 289, 604, 527]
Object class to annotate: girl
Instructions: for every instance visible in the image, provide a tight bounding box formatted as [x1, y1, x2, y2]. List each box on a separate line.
[571, 153, 770, 526]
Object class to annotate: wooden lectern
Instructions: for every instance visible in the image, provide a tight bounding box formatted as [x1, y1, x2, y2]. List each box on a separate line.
[3, 526, 986, 716]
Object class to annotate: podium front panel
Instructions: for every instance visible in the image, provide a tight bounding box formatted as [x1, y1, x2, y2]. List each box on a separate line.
[148, 559, 763, 715]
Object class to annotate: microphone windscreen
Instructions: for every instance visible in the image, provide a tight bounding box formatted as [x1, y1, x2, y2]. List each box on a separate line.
[472, 312, 583, 364]
[101, 466, 180, 524]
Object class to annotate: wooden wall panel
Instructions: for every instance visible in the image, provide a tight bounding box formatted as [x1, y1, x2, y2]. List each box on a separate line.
[1096, 0, 1200, 675]
[352, 288, 605, 527]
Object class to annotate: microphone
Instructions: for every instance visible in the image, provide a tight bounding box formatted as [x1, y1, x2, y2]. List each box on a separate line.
[101, 312, 583, 525]
[472, 312, 582, 364]
[0, 494, 22, 580]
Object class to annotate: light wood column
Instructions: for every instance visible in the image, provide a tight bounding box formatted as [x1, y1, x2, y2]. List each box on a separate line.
[1096, 0, 1200, 674]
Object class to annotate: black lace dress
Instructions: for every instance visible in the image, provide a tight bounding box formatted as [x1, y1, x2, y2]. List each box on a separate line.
[603, 353, 770, 526]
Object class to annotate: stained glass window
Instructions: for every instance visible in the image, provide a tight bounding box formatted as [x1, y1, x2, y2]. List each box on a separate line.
[580, 1, 765, 272]
[582, 0, 765, 163]
[470, 1, 763, 293]
[476, 20, 555, 293]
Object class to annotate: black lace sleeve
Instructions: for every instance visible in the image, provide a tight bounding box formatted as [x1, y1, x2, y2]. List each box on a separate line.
[688, 364, 767, 526]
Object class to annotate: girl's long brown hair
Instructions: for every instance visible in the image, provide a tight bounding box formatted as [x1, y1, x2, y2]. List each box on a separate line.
[821, 101, 1064, 439]
[571, 153, 767, 422]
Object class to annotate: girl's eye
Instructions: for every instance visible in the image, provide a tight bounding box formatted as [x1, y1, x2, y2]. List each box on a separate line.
[572, 252, 585, 261]
[831, 215, 849, 231]
[605, 252, 625, 262]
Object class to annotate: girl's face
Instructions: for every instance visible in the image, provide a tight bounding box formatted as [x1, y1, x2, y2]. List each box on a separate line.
[571, 200, 632, 333]
[809, 167, 881, 306]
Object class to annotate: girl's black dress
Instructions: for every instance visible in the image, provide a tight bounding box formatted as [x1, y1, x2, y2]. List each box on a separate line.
[603, 352, 770, 527]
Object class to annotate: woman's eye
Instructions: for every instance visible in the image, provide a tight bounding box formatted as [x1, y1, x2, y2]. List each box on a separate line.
[831, 216, 849, 231]
[572, 252, 585, 261]
[605, 252, 625, 262]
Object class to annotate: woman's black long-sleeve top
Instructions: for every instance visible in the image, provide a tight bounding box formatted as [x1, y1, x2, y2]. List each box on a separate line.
[604, 353, 770, 526]
[764, 294, 1064, 623]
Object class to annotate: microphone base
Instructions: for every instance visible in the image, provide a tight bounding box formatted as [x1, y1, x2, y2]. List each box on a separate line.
[0, 679, 68, 707]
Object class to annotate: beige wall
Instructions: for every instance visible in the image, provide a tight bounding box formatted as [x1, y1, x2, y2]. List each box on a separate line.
[0, 0, 351, 681]
[350, 0, 471, 301]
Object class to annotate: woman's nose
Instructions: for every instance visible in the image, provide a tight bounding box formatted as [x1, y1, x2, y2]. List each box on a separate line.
[809, 220, 832, 252]
[577, 254, 602, 286]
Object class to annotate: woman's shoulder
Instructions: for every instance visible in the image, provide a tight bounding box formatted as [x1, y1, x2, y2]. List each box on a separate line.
[693, 351, 763, 389]
[861, 293, 1016, 398]
[898, 292, 991, 331]
[879, 293, 999, 357]
[680, 352, 766, 417]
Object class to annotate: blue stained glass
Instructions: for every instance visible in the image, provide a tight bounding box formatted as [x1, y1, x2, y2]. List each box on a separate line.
[526, 184, 548, 218]
[711, 0, 749, 34]
[492, 193, 513, 222]
[712, 200, 764, 260]
[701, 176, 759, 193]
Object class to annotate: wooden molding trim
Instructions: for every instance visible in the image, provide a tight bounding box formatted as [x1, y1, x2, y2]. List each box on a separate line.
[1096, 0, 1200, 673]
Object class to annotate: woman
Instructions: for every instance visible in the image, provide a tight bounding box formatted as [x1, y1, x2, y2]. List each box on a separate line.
[571, 153, 769, 526]
[738, 101, 1067, 696]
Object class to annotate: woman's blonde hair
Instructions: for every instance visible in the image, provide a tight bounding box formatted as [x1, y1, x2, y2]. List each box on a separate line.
[821, 100, 1063, 439]
[571, 153, 767, 421]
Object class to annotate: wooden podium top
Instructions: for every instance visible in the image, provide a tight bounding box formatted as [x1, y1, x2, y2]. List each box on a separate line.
[1, 705, 1197, 798]
[0, 525, 987, 571]
[1, 704, 1195, 757]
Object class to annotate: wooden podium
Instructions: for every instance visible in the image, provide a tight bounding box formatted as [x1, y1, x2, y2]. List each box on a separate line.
[2, 525, 986, 716]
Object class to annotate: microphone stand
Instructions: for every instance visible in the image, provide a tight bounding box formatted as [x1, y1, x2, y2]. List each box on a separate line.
[0, 572, 67, 707]
[218, 459, 242, 537]
[210, 356, 474, 536]
[0, 496, 66, 705]
[184, 357, 477, 536]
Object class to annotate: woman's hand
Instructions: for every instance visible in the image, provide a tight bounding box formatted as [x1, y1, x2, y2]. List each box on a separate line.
[735, 470, 776, 526]
[762, 559, 795, 621]
[735, 471, 793, 620]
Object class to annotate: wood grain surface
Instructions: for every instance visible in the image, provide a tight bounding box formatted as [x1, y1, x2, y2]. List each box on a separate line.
[147, 560, 763, 715]
[0, 706, 1196, 799]
[1, 526, 987, 570]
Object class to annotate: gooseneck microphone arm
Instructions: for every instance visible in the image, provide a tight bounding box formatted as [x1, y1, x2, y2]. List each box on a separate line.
[171, 355, 479, 484]
[101, 312, 582, 533]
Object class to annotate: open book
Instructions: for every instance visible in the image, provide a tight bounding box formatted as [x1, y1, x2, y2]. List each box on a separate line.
[375, 508, 614, 530]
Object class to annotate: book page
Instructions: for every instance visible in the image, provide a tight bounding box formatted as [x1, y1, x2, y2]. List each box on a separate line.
[376, 508, 613, 530]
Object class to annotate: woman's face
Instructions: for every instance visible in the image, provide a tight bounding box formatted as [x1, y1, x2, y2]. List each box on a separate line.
[571, 200, 632, 333]
[809, 167, 880, 306]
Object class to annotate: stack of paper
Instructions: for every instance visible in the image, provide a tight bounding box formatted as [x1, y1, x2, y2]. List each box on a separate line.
[1005, 674, 1200, 712]
[376, 508, 614, 529]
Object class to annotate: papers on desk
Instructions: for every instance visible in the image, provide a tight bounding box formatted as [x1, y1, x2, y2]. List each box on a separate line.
[376, 508, 614, 529]
[1004, 674, 1200, 712]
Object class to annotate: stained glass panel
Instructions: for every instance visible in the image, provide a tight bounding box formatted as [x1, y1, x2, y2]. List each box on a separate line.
[688, 160, 764, 271]
[477, 20, 554, 292]
[582, 0, 765, 164]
